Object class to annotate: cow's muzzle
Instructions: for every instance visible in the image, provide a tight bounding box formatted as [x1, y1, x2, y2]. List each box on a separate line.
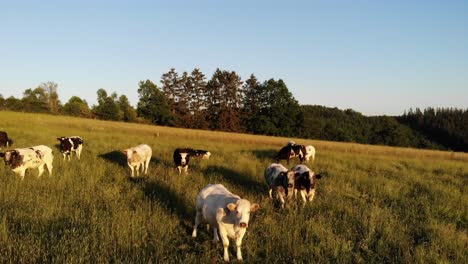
[239, 222, 248, 228]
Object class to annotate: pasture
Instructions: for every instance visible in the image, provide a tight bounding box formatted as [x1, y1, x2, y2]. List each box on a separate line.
[0, 111, 467, 263]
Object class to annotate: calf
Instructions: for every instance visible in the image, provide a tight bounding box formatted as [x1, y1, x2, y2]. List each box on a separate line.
[0, 131, 13, 148]
[275, 144, 306, 165]
[0, 145, 53, 180]
[123, 144, 152, 177]
[304, 145, 316, 163]
[291, 164, 322, 205]
[57, 136, 84, 160]
[192, 184, 259, 262]
[173, 148, 192, 174]
[264, 163, 295, 208]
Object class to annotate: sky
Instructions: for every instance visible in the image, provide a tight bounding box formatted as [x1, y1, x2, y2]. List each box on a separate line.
[1, 0, 467, 116]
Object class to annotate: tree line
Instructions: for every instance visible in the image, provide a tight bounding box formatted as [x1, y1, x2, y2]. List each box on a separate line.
[1, 69, 467, 152]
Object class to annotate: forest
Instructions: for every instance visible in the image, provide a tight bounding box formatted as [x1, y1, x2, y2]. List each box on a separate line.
[1, 68, 467, 152]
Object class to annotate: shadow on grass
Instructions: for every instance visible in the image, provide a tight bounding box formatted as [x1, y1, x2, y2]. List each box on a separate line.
[249, 149, 277, 161]
[203, 165, 265, 194]
[99, 151, 127, 166]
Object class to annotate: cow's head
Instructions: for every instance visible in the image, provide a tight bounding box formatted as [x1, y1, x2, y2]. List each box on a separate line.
[226, 199, 259, 228]
[295, 171, 313, 193]
[179, 152, 190, 165]
[123, 149, 135, 160]
[1, 150, 23, 168]
[281, 170, 296, 197]
[202, 151, 211, 159]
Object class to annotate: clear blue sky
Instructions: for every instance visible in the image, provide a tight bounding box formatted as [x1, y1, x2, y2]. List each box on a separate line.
[1, 0, 467, 115]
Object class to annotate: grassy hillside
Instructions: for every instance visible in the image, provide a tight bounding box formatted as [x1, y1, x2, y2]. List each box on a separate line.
[0, 111, 467, 263]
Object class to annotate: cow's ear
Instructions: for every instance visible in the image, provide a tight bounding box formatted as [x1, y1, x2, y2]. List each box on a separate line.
[251, 203, 259, 212]
[227, 203, 237, 212]
[0, 152, 4, 158]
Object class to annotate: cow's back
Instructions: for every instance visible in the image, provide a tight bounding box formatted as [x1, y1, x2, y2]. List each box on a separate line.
[196, 184, 239, 225]
[265, 163, 287, 184]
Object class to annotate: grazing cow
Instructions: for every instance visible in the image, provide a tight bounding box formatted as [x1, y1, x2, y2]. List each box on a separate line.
[0, 131, 13, 148]
[304, 145, 316, 163]
[57, 136, 84, 160]
[123, 144, 152, 177]
[275, 144, 306, 164]
[192, 184, 259, 262]
[189, 149, 211, 159]
[173, 148, 192, 174]
[291, 165, 322, 205]
[0, 145, 53, 180]
[264, 163, 295, 208]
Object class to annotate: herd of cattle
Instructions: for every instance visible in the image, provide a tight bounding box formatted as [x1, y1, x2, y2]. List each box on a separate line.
[0, 132, 321, 262]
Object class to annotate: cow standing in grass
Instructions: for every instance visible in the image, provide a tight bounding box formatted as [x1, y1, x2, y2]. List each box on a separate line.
[123, 144, 152, 177]
[291, 164, 323, 205]
[0, 145, 53, 180]
[275, 143, 306, 165]
[264, 163, 295, 208]
[192, 184, 259, 262]
[57, 136, 84, 160]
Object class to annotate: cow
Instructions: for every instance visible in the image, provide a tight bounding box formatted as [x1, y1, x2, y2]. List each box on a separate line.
[264, 163, 295, 208]
[173, 148, 192, 174]
[122, 144, 152, 177]
[275, 144, 306, 165]
[0, 131, 13, 148]
[192, 184, 259, 262]
[189, 149, 211, 159]
[291, 164, 323, 205]
[0, 145, 53, 180]
[304, 145, 316, 163]
[57, 136, 84, 161]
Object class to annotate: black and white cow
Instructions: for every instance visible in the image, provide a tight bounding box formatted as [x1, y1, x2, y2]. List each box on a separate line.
[0, 145, 54, 180]
[291, 165, 323, 205]
[173, 148, 192, 174]
[275, 143, 306, 165]
[0, 131, 13, 148]
[57, 136, 84, 161]
[264, 163, 296, 208]
[189, 149, 211, 159]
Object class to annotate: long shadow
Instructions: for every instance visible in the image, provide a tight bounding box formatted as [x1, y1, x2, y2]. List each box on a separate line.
[99, 150, 127, 166]
[136, 178, 194, 233]
[203, 165, 265, 194]
[250, 149, 278, 161]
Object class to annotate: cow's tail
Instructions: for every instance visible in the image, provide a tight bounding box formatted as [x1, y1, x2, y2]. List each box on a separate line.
[7, 139, 13, 147]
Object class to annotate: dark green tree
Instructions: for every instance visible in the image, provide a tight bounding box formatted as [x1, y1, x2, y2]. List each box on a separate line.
[137, 80, 174, 125]
[63, 96, 91, 117]
[118, 95, 137, 122]
[93, 89, 120, 120]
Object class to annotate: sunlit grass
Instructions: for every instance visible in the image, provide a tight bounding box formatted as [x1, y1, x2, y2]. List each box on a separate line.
[0, 111, 467, 263]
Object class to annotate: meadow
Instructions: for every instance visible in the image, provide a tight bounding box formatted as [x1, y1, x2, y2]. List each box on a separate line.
[0, 111, 467, 263]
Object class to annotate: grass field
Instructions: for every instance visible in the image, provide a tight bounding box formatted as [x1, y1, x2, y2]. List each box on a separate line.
[0, 111, 467, 263]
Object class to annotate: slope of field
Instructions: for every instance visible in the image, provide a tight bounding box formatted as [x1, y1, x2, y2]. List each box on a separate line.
[0, 111, 467, 263]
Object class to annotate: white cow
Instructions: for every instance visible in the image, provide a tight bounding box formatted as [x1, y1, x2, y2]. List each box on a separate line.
[0, 145, 53, 180]
[122, 144, 152, 177]
[291, 164, 322, 205]
[192, 184, 259, 262]
[264, 163, 295, 208]
[304, 145, 316, 163]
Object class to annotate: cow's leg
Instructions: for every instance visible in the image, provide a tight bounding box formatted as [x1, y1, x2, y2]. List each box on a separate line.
[144, 157, 150, 174]
[135, 164, 141, 176]
[37, 164, 44, 177]
[236, 229, 246, 261]
[19, 170, 26, 180]
[184, 165, 188, 174]
[307, 189, 316, 202]
[177, 166, 182, 175]
[67, 154, 71, 161]
[268, 188, 273, 199]
[218, 227, 230, 262]
[77, 145, 82, 159]
[127, 163, 134, 177]
[192, 209, 202, 238]
[278, 192, 286, 208]
[62, 153, 66, 160]
[213, 227, 219, 242]
[300, 190, 307, 205]
[46, 162, 53, 176]
[294, 189, 298, 199]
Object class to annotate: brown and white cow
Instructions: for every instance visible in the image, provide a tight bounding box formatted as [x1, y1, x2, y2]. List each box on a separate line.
[192, 184, 259, 262]
[0, 145, 53, 180]
[264, 163, 295, 208]
[57, 136, 83, 160]
[275, 143, 306, 165]
[291, 164, 322, 205]
[173, 148, 191, 174]
[0, 131, 13, 148]
[123, 144, 152, 177]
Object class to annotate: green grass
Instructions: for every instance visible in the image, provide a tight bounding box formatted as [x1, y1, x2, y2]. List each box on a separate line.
[0, 111, 467, 263]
